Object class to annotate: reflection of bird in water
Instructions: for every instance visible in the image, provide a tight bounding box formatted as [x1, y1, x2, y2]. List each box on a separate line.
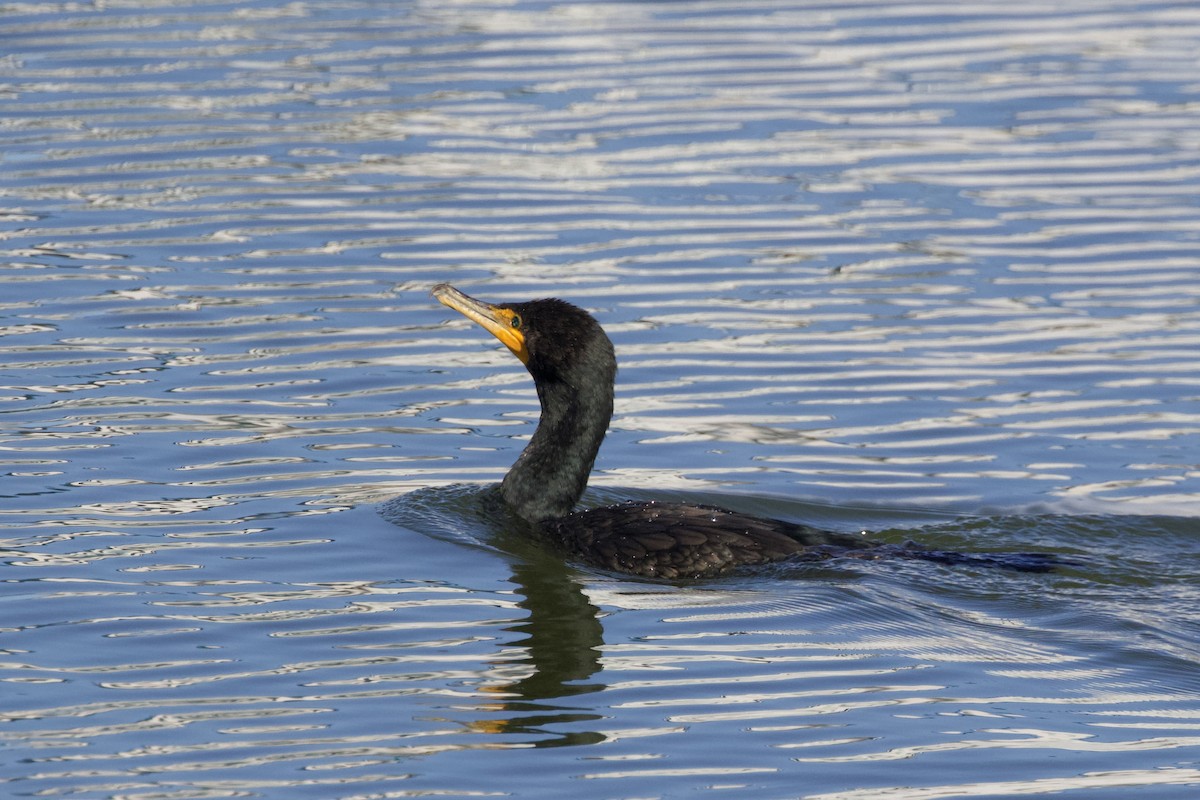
[433, 284, 1060, 579]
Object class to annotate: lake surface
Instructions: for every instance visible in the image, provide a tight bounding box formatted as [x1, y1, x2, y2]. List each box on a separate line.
[2, 0, 1199, 798]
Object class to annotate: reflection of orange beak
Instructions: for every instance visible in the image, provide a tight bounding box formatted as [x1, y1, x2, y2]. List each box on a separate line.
[432, 284, 530, 365]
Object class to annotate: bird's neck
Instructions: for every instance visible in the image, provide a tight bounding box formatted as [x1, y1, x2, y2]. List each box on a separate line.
[501, 377, 612, 522]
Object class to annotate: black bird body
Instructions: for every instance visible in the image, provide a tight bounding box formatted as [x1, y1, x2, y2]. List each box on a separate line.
[545, 501, 870, 580]
[432, 284, 1059, 579]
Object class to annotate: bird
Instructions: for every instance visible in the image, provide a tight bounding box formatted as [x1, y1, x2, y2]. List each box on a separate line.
[431, 284, 1061, 580]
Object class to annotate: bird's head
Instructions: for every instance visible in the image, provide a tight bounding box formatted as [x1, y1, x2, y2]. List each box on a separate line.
[432, 284, 615, 387]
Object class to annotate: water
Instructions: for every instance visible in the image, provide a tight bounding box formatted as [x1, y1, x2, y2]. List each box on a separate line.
[2, 0, 1199, 797]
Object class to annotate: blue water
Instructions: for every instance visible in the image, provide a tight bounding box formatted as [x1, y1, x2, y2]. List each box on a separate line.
[2, 1, 1199, 798]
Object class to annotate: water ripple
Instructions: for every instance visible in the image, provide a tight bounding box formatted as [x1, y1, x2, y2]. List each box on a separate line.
[3, 0, 1200, 798]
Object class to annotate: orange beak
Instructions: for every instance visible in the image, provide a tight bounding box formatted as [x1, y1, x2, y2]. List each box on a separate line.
[432, 283, 530, 365]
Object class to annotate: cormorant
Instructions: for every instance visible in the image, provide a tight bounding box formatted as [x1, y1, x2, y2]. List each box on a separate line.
[432, 283, 1058, 579]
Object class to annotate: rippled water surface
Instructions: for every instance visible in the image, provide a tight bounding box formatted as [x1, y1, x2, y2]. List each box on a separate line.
[3, 0, 1200, 797]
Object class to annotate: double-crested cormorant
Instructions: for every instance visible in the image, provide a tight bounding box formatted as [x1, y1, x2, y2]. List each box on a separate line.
[432, 284, 1058, 579]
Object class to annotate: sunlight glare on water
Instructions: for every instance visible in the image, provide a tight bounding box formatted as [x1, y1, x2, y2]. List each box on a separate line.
[1, 0, 1199, 798]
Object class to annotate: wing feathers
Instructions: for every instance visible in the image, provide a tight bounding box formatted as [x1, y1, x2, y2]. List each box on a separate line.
[545, 501, 846, 579]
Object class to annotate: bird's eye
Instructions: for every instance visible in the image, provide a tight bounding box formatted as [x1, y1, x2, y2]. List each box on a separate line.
[510, 315, 521, 329]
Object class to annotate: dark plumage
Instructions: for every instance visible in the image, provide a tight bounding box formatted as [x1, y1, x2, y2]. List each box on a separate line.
[432, 284, 1060, 579]
[545, 501, 869, 580]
